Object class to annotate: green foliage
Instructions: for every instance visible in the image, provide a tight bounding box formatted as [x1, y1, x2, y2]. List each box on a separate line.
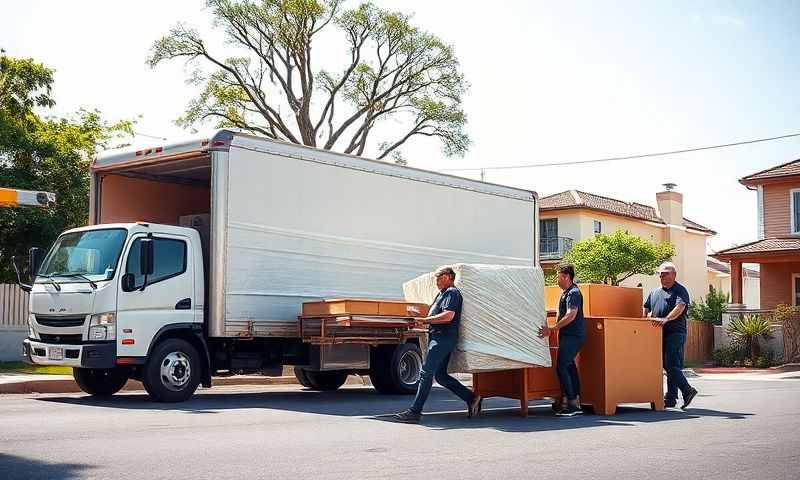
[712, 344, 747, 367]
[726, 314, 773, 364]
[0, 51, 133, 283]
[544, 267, 558, 287]
[148, 0, 469, 160]
[561, 230, 675, 285]
[688, 285, 729, 325]
[712, 344, 774, 368]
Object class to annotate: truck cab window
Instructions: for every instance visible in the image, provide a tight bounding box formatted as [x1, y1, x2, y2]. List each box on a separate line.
[125, 238, 187, 289]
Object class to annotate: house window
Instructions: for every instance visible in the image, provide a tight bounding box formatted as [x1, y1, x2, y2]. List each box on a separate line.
[794, 274, 800, 306]
[593, 220, 602, 234]
[792, 189, 800, 234]
[540, 218, 558, 239]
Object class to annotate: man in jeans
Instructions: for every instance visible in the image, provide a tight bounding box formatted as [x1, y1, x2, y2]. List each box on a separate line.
[393, 266, 482, 424]
[644, 262, 699, 409]
[539, 264, 586, 416]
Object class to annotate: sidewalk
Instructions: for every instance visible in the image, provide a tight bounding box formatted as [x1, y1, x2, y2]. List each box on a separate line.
[0, 372, 370, 395]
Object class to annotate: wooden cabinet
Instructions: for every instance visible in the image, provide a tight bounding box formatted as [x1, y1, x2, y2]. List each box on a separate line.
[578, 316, 664, 415]
[474, 285, 663, 416]
[545, 284, 643, 319]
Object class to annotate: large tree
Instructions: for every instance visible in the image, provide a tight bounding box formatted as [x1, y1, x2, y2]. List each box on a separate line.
[147, 0, 469, 161]
[562, 230, 675, 286]
[0, 51, 132, 283]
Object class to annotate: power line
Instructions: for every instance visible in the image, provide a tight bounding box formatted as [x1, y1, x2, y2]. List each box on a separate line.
[133, 131, 168, 141]
[440, 131, 800, 172]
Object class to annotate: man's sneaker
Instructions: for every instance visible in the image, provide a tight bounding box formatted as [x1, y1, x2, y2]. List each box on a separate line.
[664, 399, 677, 408]
[681, 388, 698, 410]
[468, 395, 483, 418]
[392, 409, 421, 424]
[555, 405, 583, 417]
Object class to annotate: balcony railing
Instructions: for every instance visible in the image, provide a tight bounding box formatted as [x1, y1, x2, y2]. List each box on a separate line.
[540, 237, 573, 261]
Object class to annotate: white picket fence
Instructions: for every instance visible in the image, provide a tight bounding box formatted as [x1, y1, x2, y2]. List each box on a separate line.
[0, 283, 29, 328]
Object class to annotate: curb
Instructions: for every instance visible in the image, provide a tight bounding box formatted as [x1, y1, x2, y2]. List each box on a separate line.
[0, 374, 369, 395]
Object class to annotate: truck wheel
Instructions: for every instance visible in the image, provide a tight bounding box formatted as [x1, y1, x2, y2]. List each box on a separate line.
[73, 367, 129, 397]
[304, 370, 348, 391]
[370, 343, 423, 395]
[294, 366, 313, 388]
[142, 338, 201, 403]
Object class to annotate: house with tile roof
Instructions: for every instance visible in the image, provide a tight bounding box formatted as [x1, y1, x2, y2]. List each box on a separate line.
[539, 187, 716, 301]
[713, 158, 800, 311]
[706, 257, 760, 309]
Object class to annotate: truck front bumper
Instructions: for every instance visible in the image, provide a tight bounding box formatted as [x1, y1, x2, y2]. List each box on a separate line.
[23, 339, 116, 369]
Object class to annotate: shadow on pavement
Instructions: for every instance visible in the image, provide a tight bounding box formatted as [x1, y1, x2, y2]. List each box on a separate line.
[34, 385, 753, 432]
[0, 453, 94, 480]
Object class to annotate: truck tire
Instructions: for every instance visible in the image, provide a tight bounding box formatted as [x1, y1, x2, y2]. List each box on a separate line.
[73, 367, 129, 397]
[294, 366, 313, 388]
[370, 343, 423, 395]
[304, 370, 348, 391]
[142, 338, 201, 403]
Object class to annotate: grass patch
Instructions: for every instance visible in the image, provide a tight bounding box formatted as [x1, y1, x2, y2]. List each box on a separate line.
[0, 362, 72, 375]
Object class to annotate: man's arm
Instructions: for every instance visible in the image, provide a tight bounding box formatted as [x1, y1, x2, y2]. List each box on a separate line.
[416, 310, 455, 326]
[651, 302, 686, 327]
[538, 308, 578, 338]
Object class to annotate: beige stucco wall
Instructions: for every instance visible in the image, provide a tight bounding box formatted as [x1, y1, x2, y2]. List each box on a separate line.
[541, 208, 711, 303]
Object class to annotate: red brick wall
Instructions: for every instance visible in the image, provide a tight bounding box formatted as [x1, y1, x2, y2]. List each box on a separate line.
[759, 262, 800, 310]
[763, 181, 800, 237]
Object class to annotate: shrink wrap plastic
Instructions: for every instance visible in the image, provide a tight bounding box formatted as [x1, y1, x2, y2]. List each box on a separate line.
[403, 264, 551, 372]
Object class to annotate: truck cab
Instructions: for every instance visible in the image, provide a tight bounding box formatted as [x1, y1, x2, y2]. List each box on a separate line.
[23, 222, 209, 401]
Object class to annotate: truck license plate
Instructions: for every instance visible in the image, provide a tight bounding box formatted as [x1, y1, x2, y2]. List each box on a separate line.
[48, 347, 63, 361]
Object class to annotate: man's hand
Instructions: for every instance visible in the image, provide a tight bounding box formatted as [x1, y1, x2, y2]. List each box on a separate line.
[650, 318, 668, 327]
[413, 318, 427, 329]
[538, 324, 550, 338]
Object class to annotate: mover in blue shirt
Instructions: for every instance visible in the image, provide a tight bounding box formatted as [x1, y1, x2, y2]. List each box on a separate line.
[538, 264, 586, 417]
[644, 262, 699, 409]
[393, 266, 482, 424]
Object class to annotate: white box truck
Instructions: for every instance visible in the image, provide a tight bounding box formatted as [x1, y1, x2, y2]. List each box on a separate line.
[18, 130, 539, 402]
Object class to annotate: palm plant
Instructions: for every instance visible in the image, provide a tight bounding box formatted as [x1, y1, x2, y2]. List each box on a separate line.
[726, 314, 773, 364]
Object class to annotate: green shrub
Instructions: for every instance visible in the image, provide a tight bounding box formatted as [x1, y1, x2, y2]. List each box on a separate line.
[712, 344, 748, 367]
[727, 314, 773, 364]
[689, 285, 729, 325]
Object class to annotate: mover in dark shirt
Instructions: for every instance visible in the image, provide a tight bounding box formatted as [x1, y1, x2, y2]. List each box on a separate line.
[393, 266, 482, 424]
[538, 263, 585, 417]
[644, 262, 698, 409]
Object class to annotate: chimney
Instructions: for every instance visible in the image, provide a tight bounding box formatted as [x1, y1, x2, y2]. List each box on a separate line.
[656, 183, 683, 226]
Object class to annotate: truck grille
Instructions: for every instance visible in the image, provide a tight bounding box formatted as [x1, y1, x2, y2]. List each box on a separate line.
[35, 315, 85, 327]
[38, 334, 83, 345]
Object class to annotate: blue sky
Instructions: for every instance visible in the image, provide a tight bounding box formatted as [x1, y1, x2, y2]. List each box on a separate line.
[2, 1, 800, 251]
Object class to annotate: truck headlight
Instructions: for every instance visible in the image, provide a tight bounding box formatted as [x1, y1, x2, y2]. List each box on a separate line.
[89, 312, 116, 341]
[28, 314, 38, 339]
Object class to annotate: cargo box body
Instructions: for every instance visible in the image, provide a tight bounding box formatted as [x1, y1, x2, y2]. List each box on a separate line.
[91, 131, 540, 340]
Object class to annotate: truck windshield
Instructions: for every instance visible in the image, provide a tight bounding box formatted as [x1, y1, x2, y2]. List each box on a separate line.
[37, 228, 128, 283]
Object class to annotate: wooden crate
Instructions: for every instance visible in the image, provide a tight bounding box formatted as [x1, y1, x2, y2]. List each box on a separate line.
[301, 299, 429, 317]
[545, 284, 643, 318]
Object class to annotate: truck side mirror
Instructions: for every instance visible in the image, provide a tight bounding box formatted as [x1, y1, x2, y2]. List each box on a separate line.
[121, 273, 136, 292]
[139, 239, 154, 276]
[12, 255, 32, 292]
[29, 247, 43, 276]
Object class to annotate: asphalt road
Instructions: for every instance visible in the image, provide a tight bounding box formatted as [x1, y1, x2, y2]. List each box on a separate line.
[1, 374, 798, 480]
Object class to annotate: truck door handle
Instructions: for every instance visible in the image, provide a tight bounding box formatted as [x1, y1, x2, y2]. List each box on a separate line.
[175, 298, 192, 310]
